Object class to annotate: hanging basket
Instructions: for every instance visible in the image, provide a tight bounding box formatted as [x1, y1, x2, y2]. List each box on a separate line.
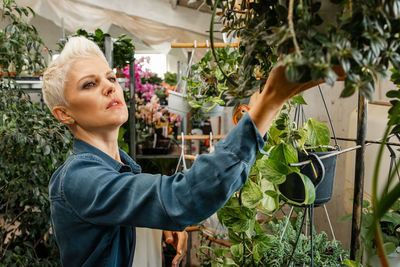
[201, 102, 224, 117]
[167, 91, 191, 116]
[279, 150, 338, 206]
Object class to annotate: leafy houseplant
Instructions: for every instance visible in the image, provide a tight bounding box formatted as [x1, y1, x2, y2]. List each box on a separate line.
[212, 0, 400, 101]
[196, 95, 342, 266]
[366, 68, 400, 266]
[200, 212, 349, 266]
[254, 95, 338, 210]
[0, 0, 71, 265]
[0, 0, 49, 76]
[58, 28, 135, 71]
[341, 199, 400, 266]
[184, 46, 240, 116]
[0, 82, 72, 266]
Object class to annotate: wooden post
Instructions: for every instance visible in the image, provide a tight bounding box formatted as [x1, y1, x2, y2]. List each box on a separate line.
[350, 93, 367, 260]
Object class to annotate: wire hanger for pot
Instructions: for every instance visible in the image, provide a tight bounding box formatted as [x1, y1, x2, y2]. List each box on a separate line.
[175, 40, 197, 96]
[175, 132, 188, 173]
[294, 85, 340, 150]
[318, 85, 339, 150]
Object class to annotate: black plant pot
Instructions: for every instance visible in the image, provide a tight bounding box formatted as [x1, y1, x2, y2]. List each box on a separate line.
[141, 139, 172, 155]
[279, 150, 338, 206]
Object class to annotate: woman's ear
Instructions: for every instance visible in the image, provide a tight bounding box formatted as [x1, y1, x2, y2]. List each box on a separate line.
[52, 106, 74, 126]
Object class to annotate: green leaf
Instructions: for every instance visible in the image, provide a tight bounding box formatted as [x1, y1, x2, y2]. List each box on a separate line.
[304, 118, 331, 147]
[258, 180, 278, 212]
[339, 213, 353, 222]
[286, 64, 301, 83]
[241, 180, 263, 209]
[269, 143, 298, 167]
[383, 242, 397, 255]
[281, 173, 316, 205]
[257, 159, 290, 184]
[386, 90, 400, 99]
[217, 206, 254, 232]
[230, 244, 244, 264]
[291, 94, 307, 105]
[253, 234, 276, 263]
[342, 259, 362, 267]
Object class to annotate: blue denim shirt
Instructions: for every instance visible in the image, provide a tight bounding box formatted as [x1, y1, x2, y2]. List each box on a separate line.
[49, 114, 266, 266]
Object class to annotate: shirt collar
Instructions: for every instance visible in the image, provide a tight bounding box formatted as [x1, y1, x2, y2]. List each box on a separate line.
[73, 138, 142, 174]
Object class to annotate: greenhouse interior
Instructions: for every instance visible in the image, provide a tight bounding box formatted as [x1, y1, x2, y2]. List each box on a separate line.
[1, 0, 399, 266]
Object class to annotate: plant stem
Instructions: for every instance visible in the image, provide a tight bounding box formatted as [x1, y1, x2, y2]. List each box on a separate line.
[371, 125, 391, 266]
[288, 0, 302, 57]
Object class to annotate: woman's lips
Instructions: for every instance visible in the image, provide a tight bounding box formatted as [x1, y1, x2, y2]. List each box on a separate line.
[106, 98, 123, 109]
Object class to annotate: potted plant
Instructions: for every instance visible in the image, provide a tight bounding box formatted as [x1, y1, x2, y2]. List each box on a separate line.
[135, 94, 181, 154]
[184, 46, 240, 117]
[248, 94, 338, 210]
[193, 94, 343, 266]
[58, 28, 135, 74]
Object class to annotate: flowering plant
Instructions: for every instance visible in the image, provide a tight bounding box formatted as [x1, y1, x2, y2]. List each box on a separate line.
[122, 58, 181, 145]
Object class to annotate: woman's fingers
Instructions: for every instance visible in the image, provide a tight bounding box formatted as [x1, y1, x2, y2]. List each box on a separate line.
[163, 230, 174, 245]
[170, 231, 188, 267]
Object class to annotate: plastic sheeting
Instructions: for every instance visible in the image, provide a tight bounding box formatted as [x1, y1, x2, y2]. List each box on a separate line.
[17, 0, 215, 54]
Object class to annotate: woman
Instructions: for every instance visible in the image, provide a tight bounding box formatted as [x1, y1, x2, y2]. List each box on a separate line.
[42, 36, 323, 266]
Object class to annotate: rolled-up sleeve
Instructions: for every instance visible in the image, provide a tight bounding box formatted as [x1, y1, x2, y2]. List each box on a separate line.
[62, 113, 266, 230]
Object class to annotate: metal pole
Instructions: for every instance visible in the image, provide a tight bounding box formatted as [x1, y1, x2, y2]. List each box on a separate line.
[104, 37, 113, 68]
[350, 93, 368, 260]
[129, 56, 136, 160]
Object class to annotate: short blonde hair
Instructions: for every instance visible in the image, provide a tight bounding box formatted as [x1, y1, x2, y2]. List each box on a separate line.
[42, 36, 107, 110]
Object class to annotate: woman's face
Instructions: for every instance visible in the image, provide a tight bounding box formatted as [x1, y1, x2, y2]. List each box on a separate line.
[63, 56, 128, 132]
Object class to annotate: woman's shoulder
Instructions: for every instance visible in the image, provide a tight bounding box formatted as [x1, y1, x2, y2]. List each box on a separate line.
[50, 153, 107, 184]
[49, 152, 111, 197]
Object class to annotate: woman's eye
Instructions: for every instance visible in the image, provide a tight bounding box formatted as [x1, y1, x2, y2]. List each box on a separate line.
[82, 81, 95, 89]
[108, 77, 117, 82]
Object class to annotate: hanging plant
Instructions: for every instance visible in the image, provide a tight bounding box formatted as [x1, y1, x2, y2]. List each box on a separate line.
[184, 46, 240, 114]
[210, 0, 400, 101]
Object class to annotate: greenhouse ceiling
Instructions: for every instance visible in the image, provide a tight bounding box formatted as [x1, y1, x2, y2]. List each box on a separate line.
[16, 0, 221, 53]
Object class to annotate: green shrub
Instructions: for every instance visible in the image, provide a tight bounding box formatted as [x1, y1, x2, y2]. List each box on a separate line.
[0, 81, 72, 265]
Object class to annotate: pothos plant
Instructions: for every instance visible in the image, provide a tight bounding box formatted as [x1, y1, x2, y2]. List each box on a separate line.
[184, 46, 240, 113]
[198, 95, 339, 266]
[210, 0, 400, 102]
[254, 94, 335, 210]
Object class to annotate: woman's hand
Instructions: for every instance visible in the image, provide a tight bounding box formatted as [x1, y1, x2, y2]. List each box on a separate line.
[163, 230, 188, 267]
[263, 64, 345, 103]
[248, 63, 345, 136]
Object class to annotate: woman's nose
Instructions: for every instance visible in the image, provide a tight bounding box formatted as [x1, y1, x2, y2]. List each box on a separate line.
[103, 80, 116, 96]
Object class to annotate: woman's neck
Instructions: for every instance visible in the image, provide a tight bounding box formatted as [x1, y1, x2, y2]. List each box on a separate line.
[73, 127, 123, 164]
